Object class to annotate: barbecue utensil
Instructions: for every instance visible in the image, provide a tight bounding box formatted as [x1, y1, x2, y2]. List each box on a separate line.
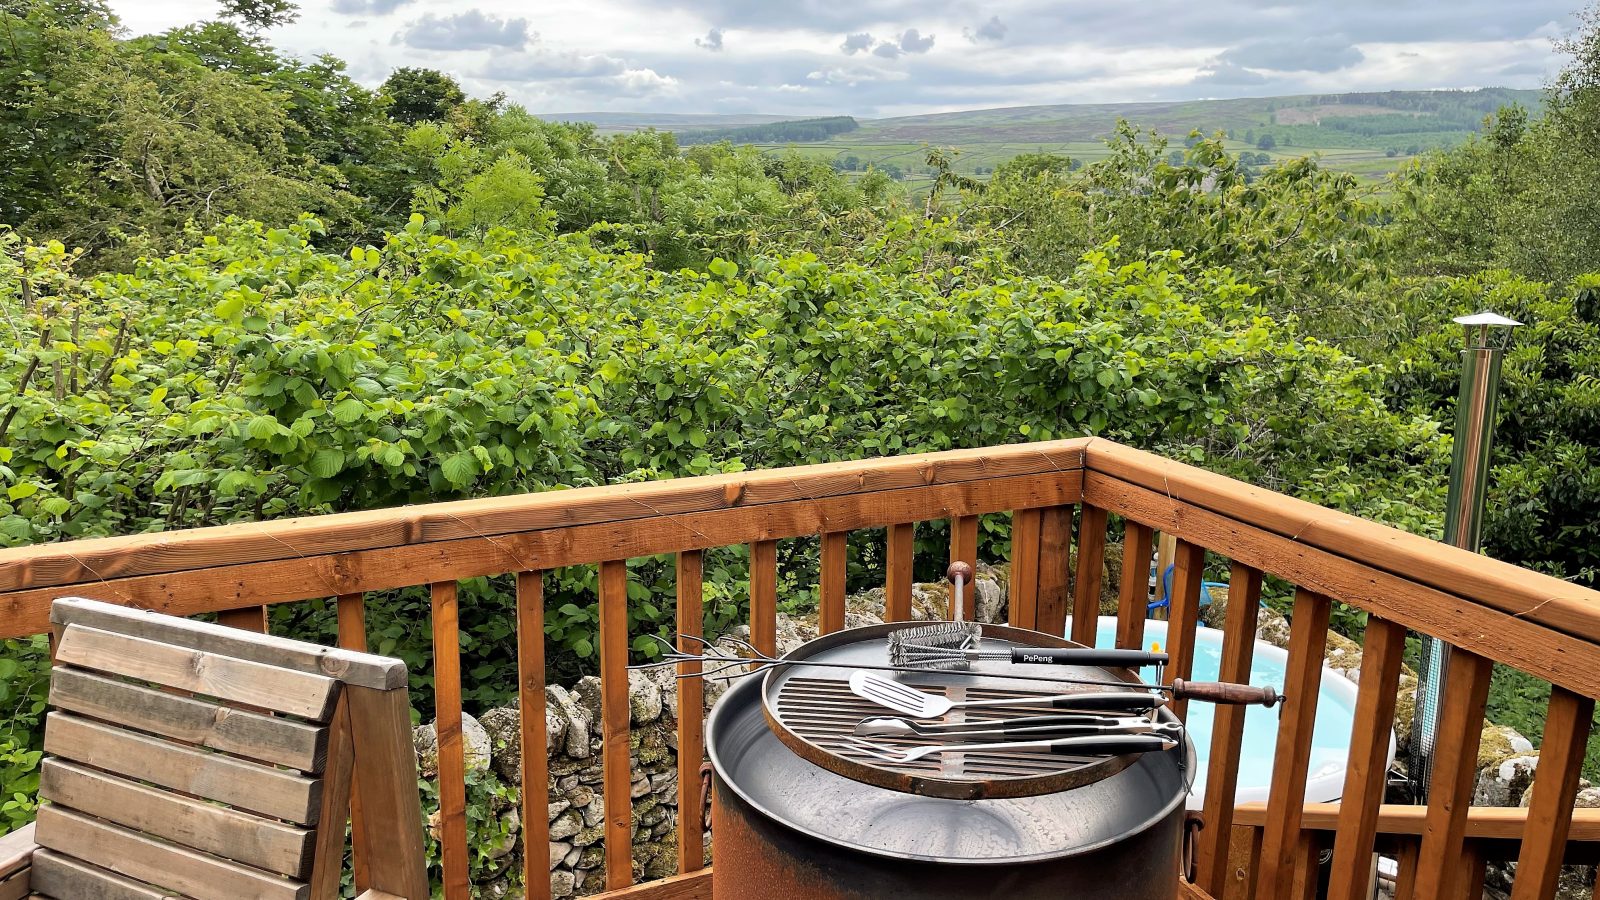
[843, 733, 1181, 765]
[853, 715, 1181, 742]
[848, 671, 1167, 718]
[888, 622, 1168, 670]
[848, 670, 1277, 717]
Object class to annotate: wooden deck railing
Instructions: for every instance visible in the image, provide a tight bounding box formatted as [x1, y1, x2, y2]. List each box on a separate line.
[2, 438, 1600, 900]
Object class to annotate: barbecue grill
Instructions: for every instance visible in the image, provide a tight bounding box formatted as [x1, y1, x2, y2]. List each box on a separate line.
[705, 622, 1211, 899]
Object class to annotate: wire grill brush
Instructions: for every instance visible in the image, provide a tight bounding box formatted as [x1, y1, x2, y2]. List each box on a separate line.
[886, 622, 1169, 671]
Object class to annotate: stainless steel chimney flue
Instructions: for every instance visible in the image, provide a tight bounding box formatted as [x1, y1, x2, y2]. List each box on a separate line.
[1410, 310, 1521, 801]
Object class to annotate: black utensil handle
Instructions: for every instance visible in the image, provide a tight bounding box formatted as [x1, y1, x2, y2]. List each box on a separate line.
[934, 713, 1118, 731]
[1002, 723, 1128, 738]
[1010, 648, 1169, 667]
[1047, 734, 1176, 756]
[1047, 692, 1164, 711]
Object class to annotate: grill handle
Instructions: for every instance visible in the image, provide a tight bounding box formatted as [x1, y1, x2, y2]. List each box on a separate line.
[1172, 678, 1280, 707]
[1010, 648, 1168, 667]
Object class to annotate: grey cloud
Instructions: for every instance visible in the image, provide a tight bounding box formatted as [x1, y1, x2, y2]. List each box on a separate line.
[841, 32, 874, 55]
[696, 27, 725, 51]
[872, 42, 901, 59]
[399, 11, 532, 51]
[1192, 60, 1269, 87]
[898, 29, 935, 54]
[485, 48, 628, 79]
[1219, 35, 1364, 73]
[331, 0, 413, 13]
[964, 16, 1006, 43]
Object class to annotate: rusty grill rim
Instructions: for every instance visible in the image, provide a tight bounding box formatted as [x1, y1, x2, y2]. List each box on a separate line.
[708, 655, 1197, 867]
[759, 622, 1162, 800]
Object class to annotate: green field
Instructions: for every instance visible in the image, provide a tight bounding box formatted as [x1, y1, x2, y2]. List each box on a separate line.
[553, 88, 1541, 183]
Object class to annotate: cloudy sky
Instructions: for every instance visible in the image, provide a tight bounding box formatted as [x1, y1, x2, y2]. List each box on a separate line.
[107, 0, 1580, 118]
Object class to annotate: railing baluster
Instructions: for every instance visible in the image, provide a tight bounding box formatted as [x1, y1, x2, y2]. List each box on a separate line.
[598, 559, 634, 891]
[1165, 540, 1205, 722]
[335, 592, 370, 891]
[1115, 521, 1154, 650]
[1289, 832, 1321, 900]
[750, 540, 778, 654]
[1223, 824, 1262, 900]
[1254, 588, 1331, 899]
[819, 532, 847, 634]
[1408, 648, 1493, 899]
[1508, 686, 1596, 900]
[1326, 615, 1407, 900]
[1463, 845, 1488, 900]
[517, 573, 552, 900]
[949, 515, 979, 621]
[1035, 506, 1072, 637]
[216, 605, 268, 632]
[1195, 563, 1263, 896]
[1070, 505, 1107, 645]
[675, 551, 706, 874]
[1008, 508, 1041, 630]
[429, 580, 471, 900]
[885, 524, 914, 622]
[1394, 838, 1420, 900]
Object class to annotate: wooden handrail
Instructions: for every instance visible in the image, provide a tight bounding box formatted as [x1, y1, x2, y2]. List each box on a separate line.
[6, 438, 1600, 900]
[0, 441, 1089, 596]
[1083, 440, 1600, 644]
[1234, 803, 1600, 843]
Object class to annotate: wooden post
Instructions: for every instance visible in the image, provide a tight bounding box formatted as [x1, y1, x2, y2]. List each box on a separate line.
[217, 606, 268, 633]
[429, 581, 470, 900]
[676, 551, 707, 874]
[819, 532, 847, 634]
[1070, 505, 1107, 645]
[1195, 563, 1263, 896]
[749, 541, 778, 655]
[1408, 649, 1493, 900]
[949, 515, 979, 621]
[1165, 540, 1205, 722]
[345, 684, 430, 900]
[1326, 616, 1407, 900]
[1034, 506, 1072, 637]
[1507, 687, 1595, 900]
[1008, 508, 1041, 630]
[335, 593, 369, 891]
[1254, 589, 1331, 900]
[517, 573, 552, 900]
[1115, 521, 1154, 650]
[885, 524, 915, 622]
[598, 560, 634, 891]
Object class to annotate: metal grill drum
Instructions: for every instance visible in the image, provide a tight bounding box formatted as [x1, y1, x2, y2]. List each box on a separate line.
[706, 623, 1195, 899]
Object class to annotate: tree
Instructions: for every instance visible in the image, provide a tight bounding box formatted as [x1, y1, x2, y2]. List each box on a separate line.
[217, 0, 298, 30]
[381, 68, 466, 126]
[1257, 133, 1277, 151]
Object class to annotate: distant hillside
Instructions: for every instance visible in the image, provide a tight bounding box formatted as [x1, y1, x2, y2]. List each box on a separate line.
[544, 89, 1542, 182]
[677, 116, 860, 146]
[537, 112, 805, 134]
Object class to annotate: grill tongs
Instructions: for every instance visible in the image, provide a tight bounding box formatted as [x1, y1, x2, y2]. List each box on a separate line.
[854, 713, 1177, 742]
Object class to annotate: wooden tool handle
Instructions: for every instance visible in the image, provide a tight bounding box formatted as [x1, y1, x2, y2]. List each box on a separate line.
[1172, 679, 1280, 707]
[946, 561, 974, 583]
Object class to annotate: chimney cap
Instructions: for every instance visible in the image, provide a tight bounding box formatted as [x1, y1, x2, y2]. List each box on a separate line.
[1453, 311, 1522, 328]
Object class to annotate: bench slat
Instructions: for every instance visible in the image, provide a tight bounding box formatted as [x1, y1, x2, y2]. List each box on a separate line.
[33, 807, 307, 900]
[31, 849, 184, 900]
[55, 626, 336, 721]
[41, 759, 313, 879]
[50, 668, 326, 772]
[43, 713, 321, 825]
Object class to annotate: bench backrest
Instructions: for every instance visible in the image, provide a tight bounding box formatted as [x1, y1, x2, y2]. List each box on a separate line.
[29, 598, 427, 900]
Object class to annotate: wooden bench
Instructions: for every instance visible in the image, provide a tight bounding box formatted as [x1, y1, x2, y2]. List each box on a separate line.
[6, 597, 429, 900]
